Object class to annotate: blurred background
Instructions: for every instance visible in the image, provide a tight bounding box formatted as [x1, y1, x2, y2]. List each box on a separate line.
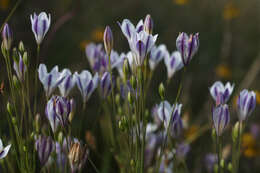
[0, 0, 259, 172]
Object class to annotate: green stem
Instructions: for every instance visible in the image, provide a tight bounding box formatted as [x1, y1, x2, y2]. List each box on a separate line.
[33, 45, 40, 115]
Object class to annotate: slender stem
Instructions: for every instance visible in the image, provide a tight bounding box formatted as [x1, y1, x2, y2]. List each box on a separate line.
[88, 157, 100, 173]
[33, 45, 40, 115]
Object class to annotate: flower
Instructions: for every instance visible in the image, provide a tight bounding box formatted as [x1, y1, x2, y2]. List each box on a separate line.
[74, 70, 99, 103]
[103, 26, 113, 55]
[237, 89, 256, 122]
[0, 138, 11, 159]
[209, 81, 234, 105]
[68, 141, 89, 172]
[164, 50, 184, 79]
[45, 96, 71, 132]
[118, 18, 158, 66]
[205, 153, 217, 173]
[144, 14, 153, 34]
[176, 32, 199, 66]
[212, 104, 230, 136]
[38, 64, 65, 98]
[13, 54, 26, 82]
[35, 136, 54, 166]
[100, 72, 115, 98]
[157, 101, 183, 138]
[85, 43, 108, 74]
[58, 69, 76, 97]
[149, 44, 167, 70]
[175, 142, 190, 160]
[2, 23, 12, 50]
[30, 12, 51, 45]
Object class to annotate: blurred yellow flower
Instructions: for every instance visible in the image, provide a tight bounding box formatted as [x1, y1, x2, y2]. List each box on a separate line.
[242, 133, 255, 148]
[223, 2, 240, 21]
[79, 40, 90, 51]
[232, 95, 238, 108]
[255, 91, 260, 105]
[215, 64, 232, 79]
[91, 28, 104, 42]
[0, 0, 10, 11]
[244, 147, 257, 158]
[173, 0, 189, 5]
[185, 125, 199, 139]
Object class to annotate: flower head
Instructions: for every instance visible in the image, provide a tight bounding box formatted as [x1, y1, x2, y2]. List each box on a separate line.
[212, 104, 230, 136]
[103, 26, 113, 55]
[164, 50, 184, 79]
[38, 64, 65, 98]
[157, 101, 183, 138]
[149, 44, 167, 70]
[144, 14, 153, 34]
[2, 23, 12, 50]
[58, 69, 76, 97]
[35, 136, 54, 166]
[13, 54, 26, 82]
[68, 141, 89, 172]
[74, 70, 99, 103]
[0, 138, 11, 159]
[100, 72, 115, 98]
[45, 96, 71, 132]
[176, 32, 199, 66]
[210, 81, 235, 105]
[30, 12, 51, 45]
[237, 89, 256, 122]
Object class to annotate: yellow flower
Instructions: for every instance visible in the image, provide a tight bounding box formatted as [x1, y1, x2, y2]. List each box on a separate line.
[244, 147, 257, 158]
[0, 0, 10, 11]
[185, 125, 199, 139]
[242, 133, 255, 148]
[173, 0, 189, 5]
[223, 2, 240, 21]
[255, 91, 260, 105]
[91, 28, 104, 42]
[215, 64, 232, 79]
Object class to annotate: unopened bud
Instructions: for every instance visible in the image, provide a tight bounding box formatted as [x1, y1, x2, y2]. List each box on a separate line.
[12, 117, 16, 125]
[2, 23, 12, 51]
[128, 92, 133, 104]
[69, 99, 76, 122]
[220, 159, 225, 168]
[159, 83, 165, 99]
[7, 102, 12, 115]
[103, 26, 113, 56]
[23, 145, 27, 152]
[19, 41, 25, 52]
[232, 122, 242, 142]
[13, 75, 19, 88]
[115, 94, 120, 105]
[212, 128, 217, 143]
[130, 159, 135, 167]
[227, 162, 232, 172]
[123, 58, 130, 82]
[58, 132, 63, 144]
[130, 76, 136, 90]
[35, 113, 40, 133]
[12, 47, 19, 62]
[23, 52, 28, 66]
[144, 14, 153, 34]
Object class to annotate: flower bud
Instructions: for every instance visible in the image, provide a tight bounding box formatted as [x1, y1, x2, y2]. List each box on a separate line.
[23, 52, 28, 66]
[159, 83, 165, 100]
[12, 117, 16, 125]
[68, 142, 89, 172]
[130, 76, 136, 90]
[220, 159, 225, 169]
[35, 136, 54, 166]
[58, 132, 63, 144]
[212, 104, 230, 136]
[7, 102, 12, 115]
[144, 14, 153, 34]
[2, 23, 12, 51]
[227, 162, 232, 172]
[232, 121, 242, 142]
[35, 113, 40, 133]
[128, 92, 133, 104]
[18, 41, 25, 52]
[69, 98, 76, 122]
[123, 58, 130, 82]
[115, 94, 120, 105]
[103, 26, 113, 56]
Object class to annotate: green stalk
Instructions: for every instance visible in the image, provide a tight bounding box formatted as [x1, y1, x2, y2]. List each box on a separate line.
[33, 45, 40, 115]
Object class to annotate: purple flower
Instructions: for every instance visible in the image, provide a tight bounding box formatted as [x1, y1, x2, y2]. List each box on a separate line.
[103, 26, 113, 55]
[164, 50, 184, 79]
[30, 12, 51, 45]
[209, 81, 234, 105]
[237, 89, 256, 122]
[176, 142, 190, 160]
[205, 153, 217, 173]
[176, 32, 199, 66]
[100, 72, 115, 98]
[144, 14, 153, 34]
[58, 69, 76, 97]
[0, 138, 11, 159]
[45, 96, 71, 132]
[74, 70, 99, 103]
[149, 44, 167, 70]
[85, 43, 108, 74]
[38, 64, 65, 98]
[212, 104, 230, 136]
[157, 101, 183, 138]
[118, 18, 158, 66]
[2, 23, 12, 50]
[13, 54, 26, 82]
[35, 136, 54, 166]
